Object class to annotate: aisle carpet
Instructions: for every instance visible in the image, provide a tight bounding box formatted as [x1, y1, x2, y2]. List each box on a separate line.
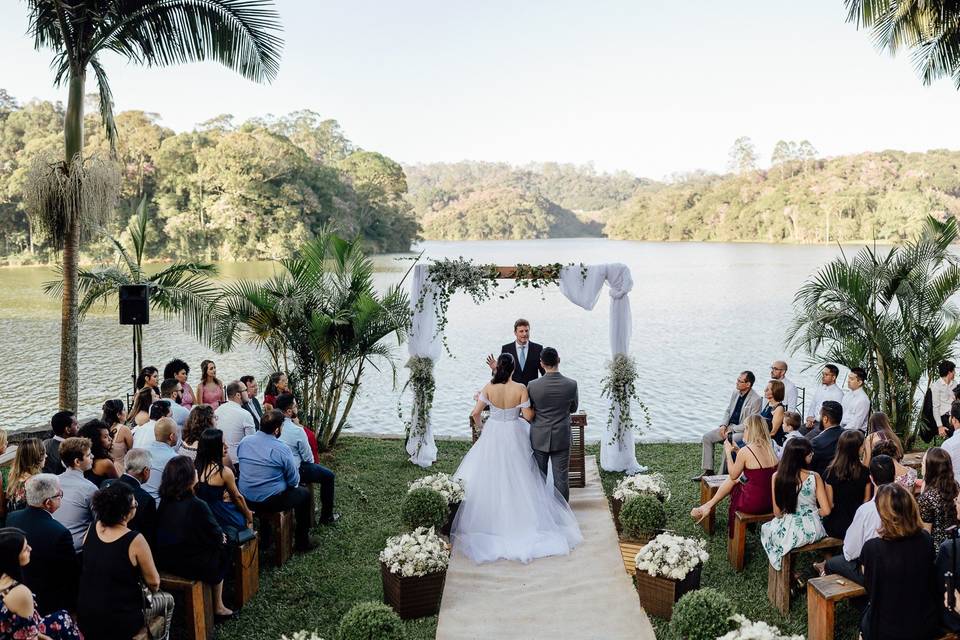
[435, 458, 655, 640]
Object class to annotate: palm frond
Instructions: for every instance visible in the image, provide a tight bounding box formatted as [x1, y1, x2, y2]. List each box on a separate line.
[90, 55, 118, 156]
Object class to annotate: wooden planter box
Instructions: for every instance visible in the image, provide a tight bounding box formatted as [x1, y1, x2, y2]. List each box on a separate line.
[611, 496, 624, 534]
[381, 562, 446, 620]
[634, 565, 702, 620]
[618, 536, 652, 574]
[441, 501, 460, 537]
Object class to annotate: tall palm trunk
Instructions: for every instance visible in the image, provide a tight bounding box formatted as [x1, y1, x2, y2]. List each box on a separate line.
[59, 71, 85, 411]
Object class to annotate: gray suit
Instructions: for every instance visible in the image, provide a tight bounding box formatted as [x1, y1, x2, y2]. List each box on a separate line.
[700, 388, 762, 472]
[527, 371, 579, 501]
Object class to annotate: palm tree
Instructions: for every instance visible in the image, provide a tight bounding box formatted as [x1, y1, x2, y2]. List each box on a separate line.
[23, 0, 282, 411]
[212, 233, 411, 449]
[845, 0, 960, 88]
[43, 198, 220, 390]
[786, 215, 960, 443]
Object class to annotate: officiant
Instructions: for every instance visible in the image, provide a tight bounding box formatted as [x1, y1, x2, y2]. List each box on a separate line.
[486, 319, 544, 385]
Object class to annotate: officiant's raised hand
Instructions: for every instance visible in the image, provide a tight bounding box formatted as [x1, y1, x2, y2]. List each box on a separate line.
[485, 354, 497, 371]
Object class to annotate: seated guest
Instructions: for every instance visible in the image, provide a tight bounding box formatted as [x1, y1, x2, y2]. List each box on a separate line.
[822, 429, 870, 539]
[859, 483, 939, 640]
[78, 483, 173, 640]
[178, 404, 217, 461]
[690, 415, 777, 535]
[276, 394, 338, 524]
[129, 386, 153, 427]
[825, 455, 895, 585]
[215, 381, 256, 467]
[42, 410, 78, 474]
[938, 535, 960, 633]
[942, 401, 960, 485]
[759, 380, 786, 444]
[0, 428, 7, 522]
[132, 400, 171, 450]
[240, 375, 263, 428]
[864, 411, 903, 465]
[142, 418, 179, 500]
[101, 449, 157, 544]
[160, 377, 190, 428]
[197, 359, 226, 410]
[195, 429, 254, 540]
[804, 364, 844, 435]
[933, 360, 958, 438]
[773, 411, 805, 457]
[919, 447, 960, 556]
[0, 528, 81, 639]
[770, 360, 798, 412]
[263, 371, 290, 409]
[7, 474, 79, 614]
[155, 456, 233, 619]
[760, 437, 830, 570]
[164, 358, 194, 409]
[52, 437, 97, 552]
[6, 439, 45, 514]
[136, 365, 160, 397]
[238, 410, 315, 551]
[810, 400, 844, 478]
[697, 370, 762, 479]
[841, 367, 871, 433]
[872, 439, 917, 490]
[77, 419, 119, 487]
[102, 399, 132, 474]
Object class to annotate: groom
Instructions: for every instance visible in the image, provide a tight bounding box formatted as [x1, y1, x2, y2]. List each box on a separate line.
[527, 347, 579, 501]
[486, 318, 544, 385]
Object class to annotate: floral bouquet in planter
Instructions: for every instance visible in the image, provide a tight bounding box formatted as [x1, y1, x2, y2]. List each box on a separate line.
[379, 527, 451, 578]
[634, 533, 708, 581]
[716, 615, 804, 640]
[613, 473, 670, 502]
[409, 473, 465, 505]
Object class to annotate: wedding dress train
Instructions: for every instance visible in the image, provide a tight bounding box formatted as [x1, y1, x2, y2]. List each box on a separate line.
[450, 394, 583, 564]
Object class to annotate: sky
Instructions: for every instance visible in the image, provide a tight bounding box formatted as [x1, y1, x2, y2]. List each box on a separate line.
[2, 0, 959, 179]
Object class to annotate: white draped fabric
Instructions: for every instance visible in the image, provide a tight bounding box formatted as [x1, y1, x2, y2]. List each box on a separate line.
[406, 264, 440, 467]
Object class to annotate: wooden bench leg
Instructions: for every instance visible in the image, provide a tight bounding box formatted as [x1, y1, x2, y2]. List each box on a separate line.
[233, 534, 260, 607]
[180, 580, 213, 640]
[729, 518, 747, 571]
[807, 581, 835, 640]
[263, 510, 294, 566]
[699, 481, 716, 535]
[768, 551, 792, 615]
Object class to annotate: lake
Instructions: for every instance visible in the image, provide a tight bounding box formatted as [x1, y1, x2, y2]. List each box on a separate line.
[0, 239, 865, 443]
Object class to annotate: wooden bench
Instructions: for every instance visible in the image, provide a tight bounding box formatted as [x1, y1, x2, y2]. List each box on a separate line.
[768, 536, 843, 614]
[260, 509, 295, 566]
[807, 575, 866, 640]
[698, 475, 726, 535]
[159, 573, 213, 640]
[903, 450, 924, 472]
[232, 533, 259, 608]
[728, 511, 774, 571]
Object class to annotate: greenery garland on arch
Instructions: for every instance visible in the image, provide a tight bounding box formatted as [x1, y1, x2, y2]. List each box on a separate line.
[600, 354, 652, 445]
[400, 356, 436, 450]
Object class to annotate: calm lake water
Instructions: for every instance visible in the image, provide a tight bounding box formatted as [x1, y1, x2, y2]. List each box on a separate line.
[0, 239, 867, 443]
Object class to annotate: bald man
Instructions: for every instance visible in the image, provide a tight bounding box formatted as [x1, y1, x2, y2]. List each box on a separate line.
[770, 360, 798, 414]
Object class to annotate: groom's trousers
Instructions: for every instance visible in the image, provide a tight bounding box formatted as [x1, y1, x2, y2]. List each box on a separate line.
[533, 448, 570, 501]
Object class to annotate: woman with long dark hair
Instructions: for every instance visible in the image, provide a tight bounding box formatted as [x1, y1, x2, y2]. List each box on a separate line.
[135, 366, 160, 398]
[6, 440, 45, 514]
[194, 429, 253, 539]
[263, 371, 289, 409]
[197, 360, 225, 410]
[0, 528, 81, 638]
[864, 412, 903, 465]
[128, 387, 153, 427]
[822, 429, 870, 539]
[178, 405, 217, 460]
[872, 439, 917, 490]
[919, 447, 960, 555]
[78, 419, 119, 487]
[101, 399, 131, 474]
[760, 437, 830, 570]
[164, 358, 194, 409]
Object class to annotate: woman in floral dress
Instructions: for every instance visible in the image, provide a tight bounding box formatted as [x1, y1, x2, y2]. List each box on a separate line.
[918, 447, 959, 557]
[760, 437, 831, 570]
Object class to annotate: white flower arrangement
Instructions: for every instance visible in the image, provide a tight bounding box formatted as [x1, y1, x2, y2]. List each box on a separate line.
[379, 526, 451, 578]
[634, 533, 708, 581]
[716, 615, 804, 640]
[613, 473, 670, 502]
[280, 632, 325, 640]
[409, 472, 465, 505]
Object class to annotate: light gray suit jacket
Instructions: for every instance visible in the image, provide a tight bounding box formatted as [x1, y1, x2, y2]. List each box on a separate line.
[527, 372, 579, 453]
[721, 388, 762, 433]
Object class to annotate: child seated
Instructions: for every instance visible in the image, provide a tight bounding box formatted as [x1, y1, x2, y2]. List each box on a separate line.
[774, 411, 804, 458]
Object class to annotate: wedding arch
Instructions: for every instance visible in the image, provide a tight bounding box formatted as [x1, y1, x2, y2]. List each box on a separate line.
[402, 259, 647, 474]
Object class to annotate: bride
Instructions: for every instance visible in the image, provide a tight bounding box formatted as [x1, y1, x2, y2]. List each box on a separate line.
[451, 353, 583, 564]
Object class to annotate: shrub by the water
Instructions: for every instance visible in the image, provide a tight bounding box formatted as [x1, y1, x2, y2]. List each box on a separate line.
[401, 487, 449, 531]
[619, 493, 666, 539]
[669, 588, 735, 640]
[336, 602, 405, 640]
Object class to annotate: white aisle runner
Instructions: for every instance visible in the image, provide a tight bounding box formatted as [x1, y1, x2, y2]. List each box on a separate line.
[435, 458, 655, 640]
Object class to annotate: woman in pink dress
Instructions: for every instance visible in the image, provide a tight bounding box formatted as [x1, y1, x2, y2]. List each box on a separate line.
[164, 359, 195, 409]
[197, 360, 225, 410]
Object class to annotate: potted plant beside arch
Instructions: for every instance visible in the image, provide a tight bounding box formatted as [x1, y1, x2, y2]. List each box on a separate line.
[408, 473, 465, 537]
[379, 527, 450, 619]
[618, 493, 666, 574]
[634, 534, 709, 620]
[610, 473, 670, 534]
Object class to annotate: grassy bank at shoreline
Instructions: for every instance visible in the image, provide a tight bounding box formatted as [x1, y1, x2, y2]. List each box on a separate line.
[214, 436, 851, 639]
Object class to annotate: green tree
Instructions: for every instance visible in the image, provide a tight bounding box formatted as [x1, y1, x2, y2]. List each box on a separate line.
[23, 0, 283, 411]
[727, 136, 758, 174]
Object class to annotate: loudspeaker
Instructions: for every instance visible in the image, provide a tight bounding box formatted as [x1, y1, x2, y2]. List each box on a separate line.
[119, 285, 149, 325]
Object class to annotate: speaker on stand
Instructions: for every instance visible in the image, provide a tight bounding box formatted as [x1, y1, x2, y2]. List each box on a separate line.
[119, 285, 150, 399]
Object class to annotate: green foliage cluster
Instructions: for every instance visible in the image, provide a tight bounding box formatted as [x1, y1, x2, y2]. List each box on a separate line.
[336, 602, 405, 640]
[0, 93, 418, 264]
[669, 588, 736, 640]
[618, 493, 666, 539]
[400, 487, 449, 531]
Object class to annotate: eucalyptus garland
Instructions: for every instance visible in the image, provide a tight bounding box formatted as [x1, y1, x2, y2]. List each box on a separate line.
[600, 354, 652, 445]
[400, 356, 436, 448]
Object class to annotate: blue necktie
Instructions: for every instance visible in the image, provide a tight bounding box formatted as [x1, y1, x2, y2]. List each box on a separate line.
[518, 345, 526, 370]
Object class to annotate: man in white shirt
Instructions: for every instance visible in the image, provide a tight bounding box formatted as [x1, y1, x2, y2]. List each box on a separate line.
[823, 454, 896, 585]
[805, 364, 844, 435]
[215, 380, 256, 466]
[160, 378, 190, 429]
[132, 401, 171, 450]
[942, 403, 960, 486]
[770, 360, 798, 414]
[841, 367, 871, 432]
[932, 360, 957, 438]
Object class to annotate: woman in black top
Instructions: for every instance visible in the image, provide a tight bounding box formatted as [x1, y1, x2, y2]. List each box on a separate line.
[77, 419, 119, 487]
[155, 455, 234, 619]
[860, 483, 939, 640]
[822, 429, 870, 539]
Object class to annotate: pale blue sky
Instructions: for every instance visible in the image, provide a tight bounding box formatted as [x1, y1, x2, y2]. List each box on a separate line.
[2, 0, 959, 178]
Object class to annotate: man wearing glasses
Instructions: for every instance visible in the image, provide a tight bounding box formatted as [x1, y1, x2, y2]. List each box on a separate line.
[696, 371, 762, 480]
[770, 360, 798, 414]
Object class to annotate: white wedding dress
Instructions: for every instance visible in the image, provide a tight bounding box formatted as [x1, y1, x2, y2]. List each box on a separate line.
[450, 393, 583, 564]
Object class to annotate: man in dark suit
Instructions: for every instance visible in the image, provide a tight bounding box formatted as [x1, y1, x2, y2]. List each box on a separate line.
[486, 318, 544, 385]
[810, 400, 844, 478]
[241, 374, 263, 428]
[42, 410, 78, 474]
[527, 347, 579, 500]
[101, 448, 157, 543]
[7, 473, 79, 613]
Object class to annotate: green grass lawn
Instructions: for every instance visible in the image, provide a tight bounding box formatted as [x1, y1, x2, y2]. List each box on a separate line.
[216, 436, 856, 639]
